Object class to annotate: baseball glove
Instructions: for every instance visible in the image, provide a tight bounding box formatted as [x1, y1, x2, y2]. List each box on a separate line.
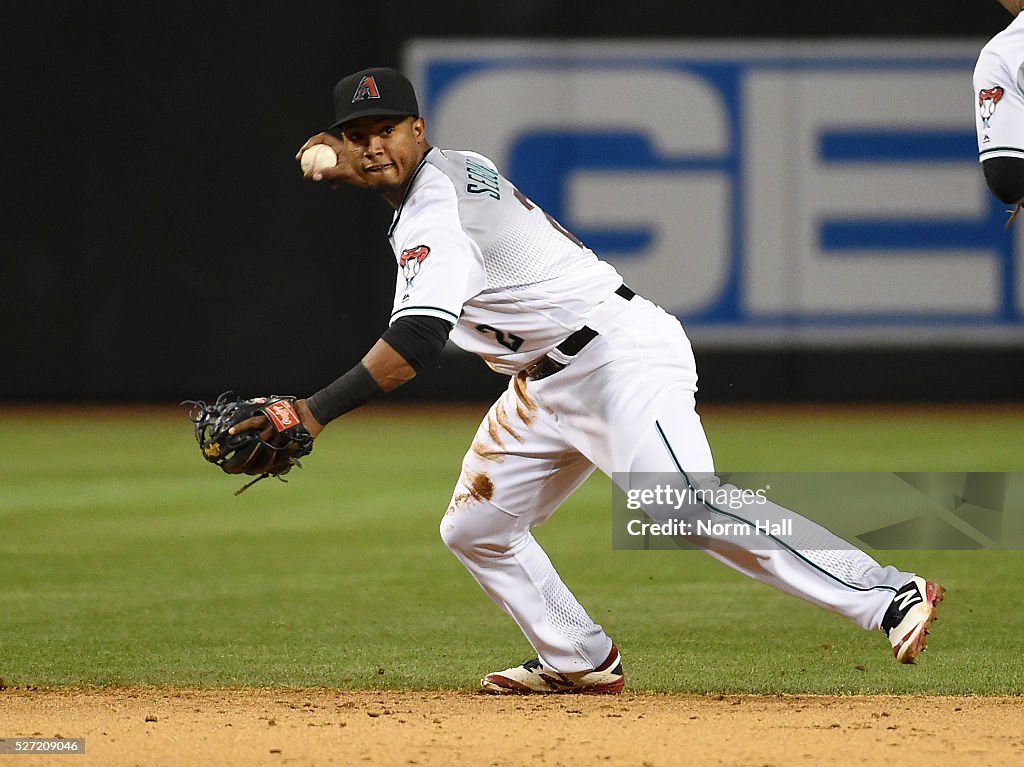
[184, 392, 314, 495]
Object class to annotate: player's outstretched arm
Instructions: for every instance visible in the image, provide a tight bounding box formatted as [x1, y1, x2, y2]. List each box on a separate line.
[227, 341, 405, 440]
[230, 316, 450, 438]
[302, 314, 451, 428]
[299, 339, 416, 430]
[295, 132, 369, 188]
[362, 337, 419, 392]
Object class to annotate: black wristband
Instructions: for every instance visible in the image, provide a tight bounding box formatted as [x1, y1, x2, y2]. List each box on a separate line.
[306, 362, 384, 425]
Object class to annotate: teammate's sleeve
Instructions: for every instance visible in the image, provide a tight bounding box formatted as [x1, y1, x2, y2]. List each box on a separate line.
[975, 45, 1024, 163]
[983, 156, 1024, 203]
[380, 315, 453, 372]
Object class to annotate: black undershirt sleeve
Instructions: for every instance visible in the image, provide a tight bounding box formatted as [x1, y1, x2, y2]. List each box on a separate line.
[380, 315, 454, 373]
[982, 156, 1024, 204]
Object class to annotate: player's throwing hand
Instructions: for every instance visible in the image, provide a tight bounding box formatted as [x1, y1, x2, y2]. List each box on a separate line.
[295, 132, 368, 188]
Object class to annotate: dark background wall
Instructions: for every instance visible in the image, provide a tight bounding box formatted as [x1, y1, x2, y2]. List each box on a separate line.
[3, 1, 1019, 403]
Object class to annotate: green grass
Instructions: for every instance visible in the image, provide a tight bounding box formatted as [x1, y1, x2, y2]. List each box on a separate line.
[0, 404, 1021, 694]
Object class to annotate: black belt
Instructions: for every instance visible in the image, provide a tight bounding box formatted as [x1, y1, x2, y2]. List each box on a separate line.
[524, 284, 635, 381]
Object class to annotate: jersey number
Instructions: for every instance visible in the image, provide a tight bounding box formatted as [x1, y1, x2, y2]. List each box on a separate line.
[476, 324, 525, 352]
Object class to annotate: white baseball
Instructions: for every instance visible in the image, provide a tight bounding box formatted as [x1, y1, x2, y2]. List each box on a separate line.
[300, 144, 338, 175]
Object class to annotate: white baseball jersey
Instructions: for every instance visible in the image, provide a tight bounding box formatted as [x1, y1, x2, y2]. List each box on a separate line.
[975, 11, 1024, 161]
[386, 147, 621, 374]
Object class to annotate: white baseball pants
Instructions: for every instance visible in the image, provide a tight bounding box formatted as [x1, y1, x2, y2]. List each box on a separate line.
[440, 291, 914, 672]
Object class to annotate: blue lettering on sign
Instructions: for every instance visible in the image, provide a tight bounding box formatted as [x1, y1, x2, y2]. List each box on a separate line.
[815, 128, 1015, 322]
[408, 43, 1022, 342]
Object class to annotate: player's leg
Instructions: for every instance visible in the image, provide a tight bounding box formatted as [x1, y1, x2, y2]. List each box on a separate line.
[439, 376, 622, 690]
[624, 353, 942, 658]
[625, 397, 911, 633]
[548, 295, 942, 661]
[634, 468, 944, 662]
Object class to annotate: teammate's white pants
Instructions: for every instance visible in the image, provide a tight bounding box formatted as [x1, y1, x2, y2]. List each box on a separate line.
[440, 292, 914, 673]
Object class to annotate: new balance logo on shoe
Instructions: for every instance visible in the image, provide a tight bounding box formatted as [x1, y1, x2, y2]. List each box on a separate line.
[881, 577, 945, 664]
[891, 584, 924, 613]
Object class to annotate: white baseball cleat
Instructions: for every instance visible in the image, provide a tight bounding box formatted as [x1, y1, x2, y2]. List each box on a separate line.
[480, 644, 625, 694]
[881, 576, 945, 664]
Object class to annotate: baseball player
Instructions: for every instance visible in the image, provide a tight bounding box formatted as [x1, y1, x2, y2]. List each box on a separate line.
[239, 67, 944, 693]
[976, 0, 1024, 216]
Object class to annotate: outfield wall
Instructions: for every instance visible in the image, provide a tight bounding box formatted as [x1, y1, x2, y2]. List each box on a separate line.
[4, 2, 1021, 401]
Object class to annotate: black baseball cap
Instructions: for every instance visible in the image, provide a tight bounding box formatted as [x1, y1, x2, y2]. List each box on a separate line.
[329, 67, 419, 131]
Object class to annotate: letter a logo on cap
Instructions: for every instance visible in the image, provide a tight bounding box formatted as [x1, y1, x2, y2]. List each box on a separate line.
[352, 75, 381, 102]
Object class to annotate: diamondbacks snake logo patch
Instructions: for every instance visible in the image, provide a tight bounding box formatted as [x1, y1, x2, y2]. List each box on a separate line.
[399, 245, 431, 288]
[979, 86, 1004, 129]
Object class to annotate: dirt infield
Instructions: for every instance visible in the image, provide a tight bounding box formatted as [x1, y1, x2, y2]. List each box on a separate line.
[2, 689, 1021, 766]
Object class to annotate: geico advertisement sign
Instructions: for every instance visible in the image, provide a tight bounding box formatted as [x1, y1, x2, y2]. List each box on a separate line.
[407, 40, 1023, 346]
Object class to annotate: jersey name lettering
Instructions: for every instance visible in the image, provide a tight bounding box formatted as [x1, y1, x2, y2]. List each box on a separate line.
[465, 158, 501, 199]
